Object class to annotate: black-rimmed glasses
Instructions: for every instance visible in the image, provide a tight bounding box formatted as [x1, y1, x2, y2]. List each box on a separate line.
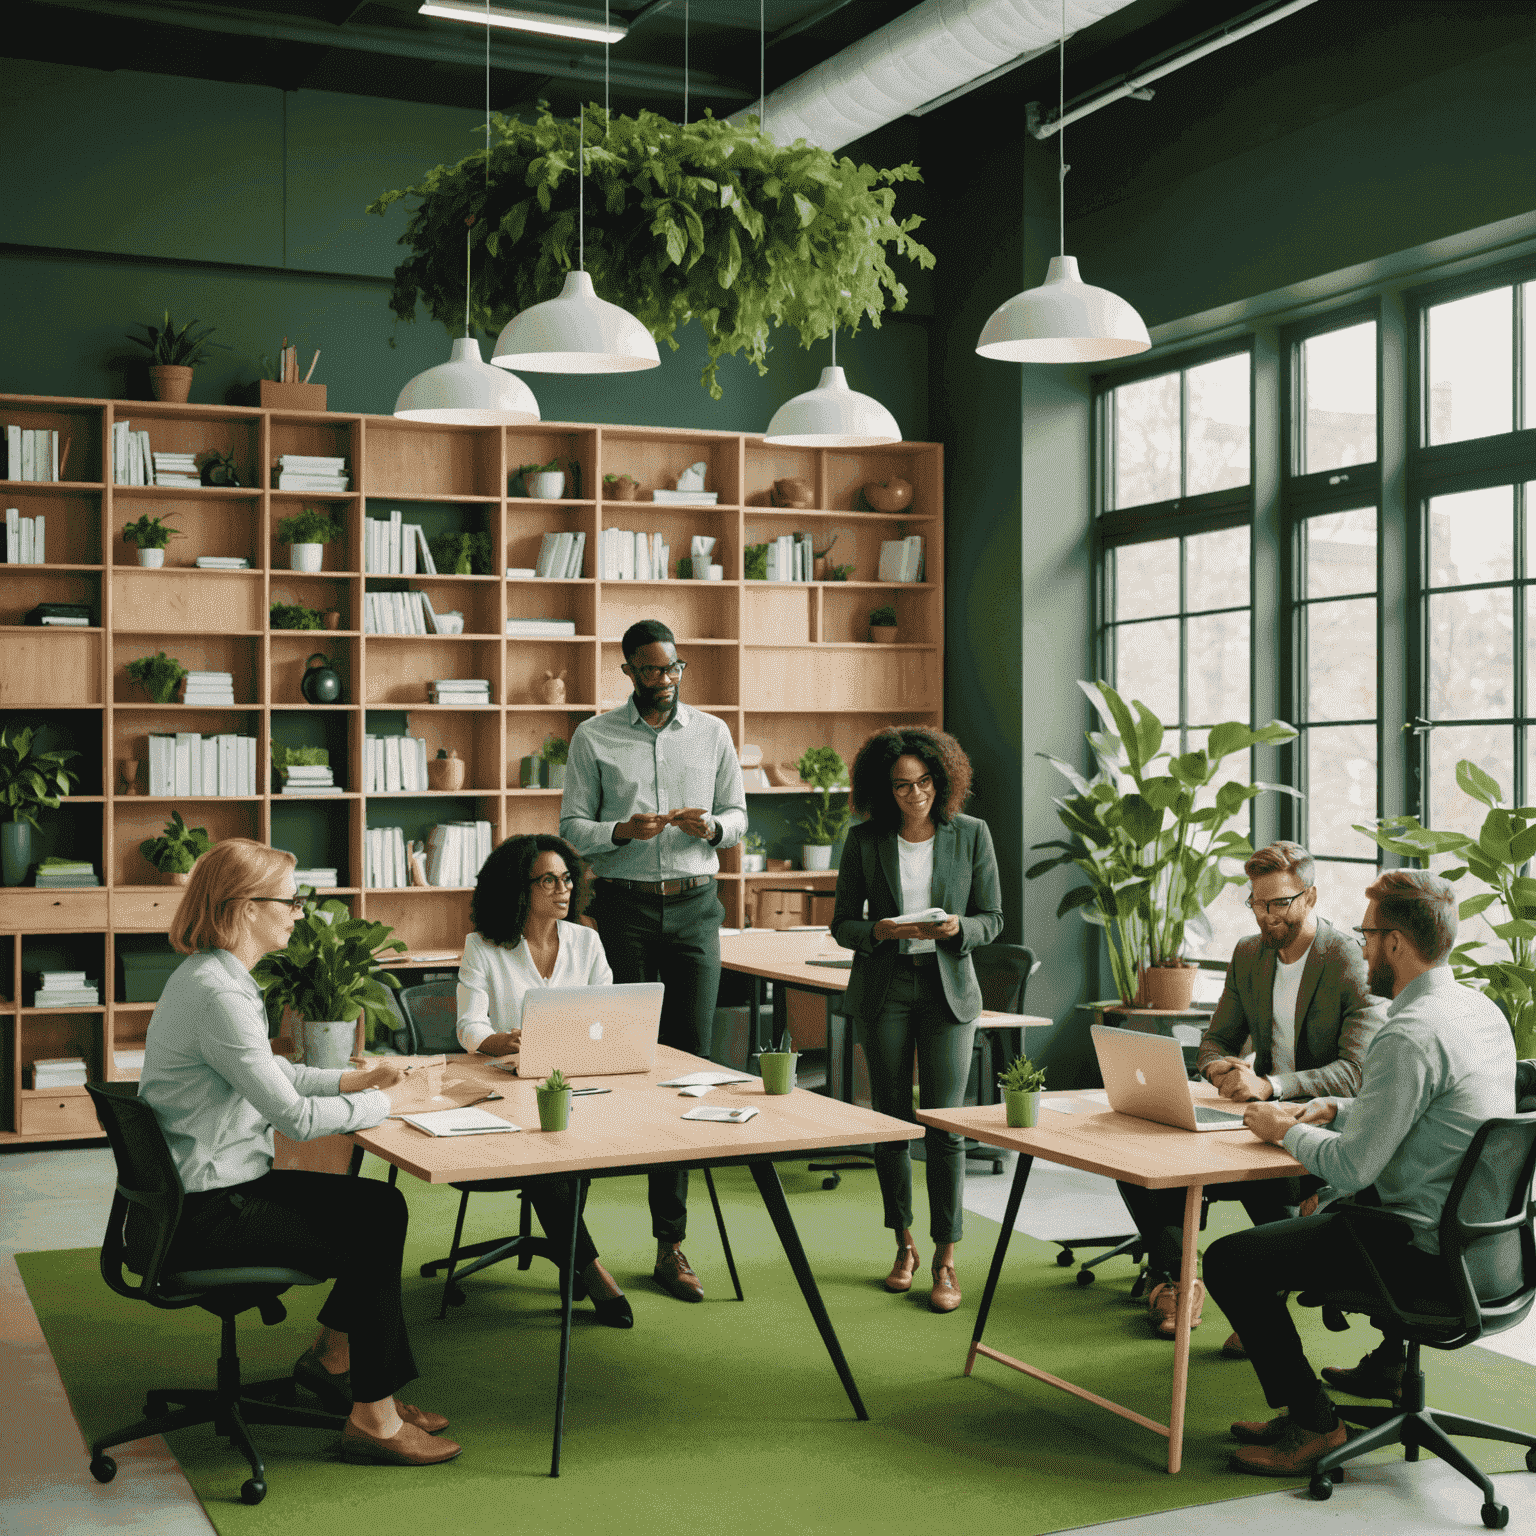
[1352, 925, 1398, 946]
[530, 872, 576, 893]
[1244, 890, 1311, 916]
[891, 773, 934, 797]
[632, 660, 686, 684]
[250, 895, 306, 914]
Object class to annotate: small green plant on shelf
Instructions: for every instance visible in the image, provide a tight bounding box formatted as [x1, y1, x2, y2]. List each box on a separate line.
[126, 650, 188, 704]
[125, 310, 225, 367]
[122, 513, 182, 550]
[997, 1055, 1047, 1095]
[198, 449, 241, 488]
[271, 743, 330, 784]
[829, 563, 855, 581]
[539, 735, 569, 767]
[743, 831, 767, 857]
[140, 811, 211, 876]
[428, 530, 494, 576]
[276, 507, 344, 546]
[270, 602, 324, 630]
[541, 1068, 571, 1093]
[796, 745, 852, 847]
[676, 556, 694, 579]
[870, 603, 898, 627]
[744, 543, 769, 581]
[0, 725, 79, 830]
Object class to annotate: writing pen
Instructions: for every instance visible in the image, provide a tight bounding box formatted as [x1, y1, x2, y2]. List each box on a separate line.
[570, 1087, 611, 1096]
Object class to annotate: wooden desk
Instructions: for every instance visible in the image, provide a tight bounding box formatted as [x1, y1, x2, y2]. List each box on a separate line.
[917, 1091, 1303, 1474]
[350, 1045, 921, 1475]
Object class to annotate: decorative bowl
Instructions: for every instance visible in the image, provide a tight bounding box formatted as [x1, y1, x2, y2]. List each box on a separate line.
[862, 477, 913, 513]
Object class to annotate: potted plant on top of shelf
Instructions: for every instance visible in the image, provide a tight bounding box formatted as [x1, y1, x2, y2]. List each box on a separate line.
[869, 603, 898, 643]
[125, 310, 225, 403]
[741, 831, 767, 874]
[515, 460, 566, 499]
[0, 725, 80, 887]
[122, 512, 183, 569]
[603, 472, 640, 501]
[125, 650, 189, 704]
[276, 506, 344, 573]
[795, 745, 852, 872]
[139, 812, 211, 886]
[539, 734, 570, 790]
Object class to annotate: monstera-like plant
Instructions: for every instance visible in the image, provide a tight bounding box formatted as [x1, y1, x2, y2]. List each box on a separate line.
[368, 106, 933, 398]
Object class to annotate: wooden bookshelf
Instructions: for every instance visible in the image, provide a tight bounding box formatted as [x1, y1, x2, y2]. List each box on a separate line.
[0, 393, 943, 1141]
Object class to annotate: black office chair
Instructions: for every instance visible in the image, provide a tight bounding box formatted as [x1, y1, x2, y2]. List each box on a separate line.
[967, 943, 1039, 1175]
[84, 1082, 343, 1507]
[1300, 1108, 1536, 1528]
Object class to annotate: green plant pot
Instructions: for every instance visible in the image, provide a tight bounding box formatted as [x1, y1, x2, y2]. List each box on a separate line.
[520, 754, 541, 788]
[544, 762, 566, 790]
[759, 1051, 797, 1095]
[1, 820, 31, 886]
[1004, 1088, 1041, 1129]
[536, 1087, 572, 1132]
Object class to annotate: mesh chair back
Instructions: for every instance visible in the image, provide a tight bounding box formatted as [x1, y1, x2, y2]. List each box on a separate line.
[971, 944, 1036, 1015]
[398, 981, 465, 1055]
[1440, 1113, 1536, 1327]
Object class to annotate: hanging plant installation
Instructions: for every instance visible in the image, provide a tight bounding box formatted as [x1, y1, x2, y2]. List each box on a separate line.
[369, 107, 934, 399]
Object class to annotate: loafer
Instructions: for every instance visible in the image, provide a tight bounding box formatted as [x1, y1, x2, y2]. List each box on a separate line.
[1147, 1279, 1204, 1339]
[884, 1242, 920, 1293]
[341, 1418, 462, 1466]
[929, 1263, 961, 1313]
[1231, 1418, 1347, 1477]
[398, 1402, 449, 1434]
[294, 1346, 351, 1413]
[592, 1293, 635, 1329]
[1321, 1345, 1403, 1403]
[653, 1246, 704, 1303]
[1221, 1331, 1248, 1359]
[1230, 1410, 1293, 1445]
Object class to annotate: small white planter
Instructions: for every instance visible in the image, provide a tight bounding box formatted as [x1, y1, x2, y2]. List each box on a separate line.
[303, 1019, 355, 1070]
[801, 844, 833, 872]
[289, 542, 323, 572]
[742, 853, 767, 874]
[137, 547, 165, 569]
[530, 471, 565, 499]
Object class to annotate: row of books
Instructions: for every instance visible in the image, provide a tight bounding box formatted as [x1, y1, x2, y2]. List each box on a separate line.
[35, 971, 100, 1008]
[275, 454, 350, 492]
[365, 819, 494, 889]
[364, 735, 432, 793]
[151, 452, 201, 488]
[112, 423, 162, 486]
[505, 618, 577, 636]
[147, 733, 259, 796]
[533, 531, 588, 579]
[114, 1048, 146, 1077]
[29, 1056, 89, 1088]
[27, 602, 90, 627]
[364, 512, 436, 574]
[877, 535, 925, 583]
[364, 590, 450, 635]
[181, 670, 236, 706]
[278, 764, 341, 795]
[196, 556, 250, 569]
[598, 528, 670, 580]
[429, 679, 490, 704]
[36, 857, 100, 888]
[4, 507, 46, 563]
[294, 867, 338, 889]
[4, 424, 67, 482]
[761, 532, 815, 583]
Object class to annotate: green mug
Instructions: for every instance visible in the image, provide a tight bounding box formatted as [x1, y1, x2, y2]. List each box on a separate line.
[759, 1051, 797, 1095]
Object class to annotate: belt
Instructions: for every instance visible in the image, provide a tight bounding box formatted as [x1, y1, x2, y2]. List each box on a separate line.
[897, 951, 938, 967]
[600, 874, 712, 897]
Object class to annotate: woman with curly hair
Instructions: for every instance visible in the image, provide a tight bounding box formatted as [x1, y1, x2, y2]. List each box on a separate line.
[831, 727, 1003, 1314]
[455, 832, 631, 1326]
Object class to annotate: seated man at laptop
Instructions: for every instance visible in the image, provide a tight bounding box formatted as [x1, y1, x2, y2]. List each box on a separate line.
[455, 833, 632, 1328]
[1118, 841, 1383, 1342]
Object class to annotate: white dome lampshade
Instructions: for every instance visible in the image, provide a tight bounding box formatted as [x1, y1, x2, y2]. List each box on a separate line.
[491, 270, 660, 374]
[763, 366, 901, 447]
[975, 256, 1151, 364]
[394, 337, 541, 423]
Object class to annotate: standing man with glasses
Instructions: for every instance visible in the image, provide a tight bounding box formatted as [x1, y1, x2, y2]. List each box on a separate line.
[1117, 841, 1384, 1343]
[560, 619, 747, 1303]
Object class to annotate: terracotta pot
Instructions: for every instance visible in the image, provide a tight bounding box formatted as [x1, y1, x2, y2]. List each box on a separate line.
[164, 870, 191, 887]
[149, 365, 194, 403]
[118, 759, 141, 795]
[771, 476, 815, 509]
[1138, 962, 1198, 1011]
[863, 477, 913, 513]
[608, 477, 641, 501]
[322, 610, 341, 630]
[428, 749, 466, 792]
[870, 625, 899, 644]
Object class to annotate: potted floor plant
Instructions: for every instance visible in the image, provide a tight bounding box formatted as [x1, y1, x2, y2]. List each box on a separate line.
[998, 1054, 1047, 1129]
[251, 896, 405, 1068]
[0, 726, 80, 887]
[122, 512, 182, 569]
[126, 310, 224, 403]
[536, 1068, 572, 1131]
[139, 811, 211, 885]
[126, 651, 188, 705]
[276, 506, 343, 573]
[795, 745, 852, 873]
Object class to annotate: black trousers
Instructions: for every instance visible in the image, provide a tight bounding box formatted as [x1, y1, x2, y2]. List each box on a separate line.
[591, 877, 725, 1243]
[170, 1169, 416, 1405]
[1203, 1211, 1453, 1413]
[523, 1176, 598, 1273]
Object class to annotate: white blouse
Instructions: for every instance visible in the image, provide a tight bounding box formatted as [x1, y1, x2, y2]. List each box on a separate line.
[897, 832, 937, 954]
[456, 922, 614, 1052]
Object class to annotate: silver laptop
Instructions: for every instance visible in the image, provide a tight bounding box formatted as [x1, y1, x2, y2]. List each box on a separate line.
[1091, 1024, 1250, 1132]
[512, 983, 665, 1079]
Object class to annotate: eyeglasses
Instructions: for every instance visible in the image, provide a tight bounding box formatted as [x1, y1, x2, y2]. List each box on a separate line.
[1352, 925, 1398, 946]
[1244, 890, 1311, 916]
[250, 895, 306, 914]
[632, 660, 686, 684]
[530, 871, 576, 893]
[891, 773, 934, 797]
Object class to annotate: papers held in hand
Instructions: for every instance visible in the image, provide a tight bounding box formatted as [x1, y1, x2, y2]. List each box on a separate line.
[893, 906, 948, 926]
[399, 1107, 521, 1136]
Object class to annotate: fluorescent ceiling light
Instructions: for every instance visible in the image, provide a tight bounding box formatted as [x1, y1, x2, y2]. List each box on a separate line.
[418, 2, 627, 45]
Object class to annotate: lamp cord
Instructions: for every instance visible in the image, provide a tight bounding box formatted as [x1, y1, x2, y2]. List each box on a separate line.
[683, 0, 689, 125]
[759, 0, 766, 134]
[1058, 0, 1066, 258]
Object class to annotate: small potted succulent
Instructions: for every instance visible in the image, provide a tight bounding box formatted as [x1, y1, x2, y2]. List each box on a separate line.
[269, 601, 324, 631]
[998, 1055, 1048, 1129]
[0, 725, 79, 887]
[139, 811, 211, 886]
[536, 1067, 572, 1131]
[276, 506, 344, 573]
[126, 310, 225, 403]
[741, 831, 768, 874]
[869, 604, 898, 643]
[126, 650, 189, 705]
[603, 471, 640, 501]
[795, 745, 851, 872]
[122, 512, 182, 569]
[516, 460, 565, 499]
[540, 734, 569, 790]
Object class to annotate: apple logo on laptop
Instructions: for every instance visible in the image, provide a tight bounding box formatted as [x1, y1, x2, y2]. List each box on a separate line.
[1135, 1069, 1147, 1086]
[589, 1022, 604, 1040]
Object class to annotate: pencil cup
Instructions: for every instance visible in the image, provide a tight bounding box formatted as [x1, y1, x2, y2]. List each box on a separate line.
[759, 1051, 797, 1095]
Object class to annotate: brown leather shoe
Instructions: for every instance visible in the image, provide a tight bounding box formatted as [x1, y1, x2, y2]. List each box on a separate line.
[1230, 1410, 1293, 1445]
[397, 1402, 449, 1434]
[1231, 1417, 1347, 1476]
[1221, 1331, 1248, 1359]
[884, 1240, 920, 1293]
[653, 1245, 704, 1303]
[1147, 1279, 1204, 1338]
[929, 1263, 961, 1313]
[1321, 1344, 1403, 1403]
[341, 1418, 462, 1466]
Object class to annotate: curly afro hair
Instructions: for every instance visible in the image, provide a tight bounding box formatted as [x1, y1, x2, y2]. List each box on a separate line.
[848, 726, 973, 832]
[469, 833, 593, 948]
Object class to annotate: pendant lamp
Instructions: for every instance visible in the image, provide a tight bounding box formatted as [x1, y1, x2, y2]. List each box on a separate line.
[975, 0, 1150, 364]
[763, 349, 901, 447]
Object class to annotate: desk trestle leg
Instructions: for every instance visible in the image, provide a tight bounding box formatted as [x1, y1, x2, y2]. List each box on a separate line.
[1164, 1181, 1204, 1475]
[966, 1153, 1033, 1375]
[548, 1175, 587, 1478]
[702, 1167, 745, 1301]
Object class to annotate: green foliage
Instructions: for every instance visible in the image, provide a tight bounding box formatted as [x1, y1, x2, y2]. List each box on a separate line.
[0, 725, 79, 830]
[603, 472, 636, 485]
[829, 563, 854, 582]
[428, 530, 494, 576]
[869, 604, 897, 627]
[796, 745, 851, 846]
[1353, 759, 1536, 1056]
[743, 832, 767, 856]
[122, 513, 181, 550]
[271, 742, 329, 782]
[126, 650, 188, 704]
[1027, 680, 1299, 1003]
[516, 459, 561, 479]
[368, 106, 933, 399]
[139, 811, 211, 874]
[997, 1054, 1047, 1094]
[540, 1068, 571, 1093]
[197, 449, 241, 487]
[744, 543, 769, 581]
[276, 506, 343, 545]
[126, 310, 225, 367]
[251, 896, 405, 1041]
[270, 602, 323, 630]
[539, 734, 569, 766]
[676, 556, 694, 579]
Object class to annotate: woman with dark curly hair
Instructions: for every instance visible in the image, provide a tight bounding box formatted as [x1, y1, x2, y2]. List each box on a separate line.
[832, 727, 1003, 1314]
[455, 833, 631, 1327]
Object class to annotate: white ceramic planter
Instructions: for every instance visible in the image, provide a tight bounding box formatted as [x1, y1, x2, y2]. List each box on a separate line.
[530, 471, 565, 499]
[801, 844, 833, 872]
[303, 1019, 355, 1070]
[742, 853, 767, 874]
[137, 547, 165, 568]
[290, 543, 323, 572]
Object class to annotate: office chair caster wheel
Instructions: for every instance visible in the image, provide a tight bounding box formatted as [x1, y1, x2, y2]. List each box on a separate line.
[1056, 1249, 1075, 1267]
[89, 1455, 116, 1484]
[240, 1478, 267, 1506]
[1307, 1473, 1332, 1501]
[821, 1174, 841, 1191]
[1076, 1268, 1095, 1286]
[1481, 1503, 1508, 1529]
[1526, 1447, 1536, 1472]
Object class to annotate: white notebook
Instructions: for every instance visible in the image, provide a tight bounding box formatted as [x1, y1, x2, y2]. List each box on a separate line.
[398, 1107, 521, 1136]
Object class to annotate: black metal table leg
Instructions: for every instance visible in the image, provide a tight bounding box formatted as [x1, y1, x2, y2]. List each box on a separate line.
[703, 1167, 745, 1300]
[968, 1153, 1033, 1370]
[346, 1145, 365, 1177]
[548, 1175, 585, 1478]
[748, 1159, 868, 1420]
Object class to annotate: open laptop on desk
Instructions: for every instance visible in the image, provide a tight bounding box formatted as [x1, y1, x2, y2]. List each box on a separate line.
[508, 983, 665, 1078]
[1091, 1024, 1250, 1132]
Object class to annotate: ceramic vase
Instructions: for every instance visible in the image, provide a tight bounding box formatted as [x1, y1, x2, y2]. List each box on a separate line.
[1, 821, 31, 886]
[137, 547, 165, 569]
[118, 759, 141, 795]
[303, 1019, 355, 1071]
[759, 1052, 797, 1095]
[530, 471, 565, 499]
[802, 844, 833, 872]
[322, 611, 341, 630]
[428, 749, 466, 792]
[290, 543, 323, 573]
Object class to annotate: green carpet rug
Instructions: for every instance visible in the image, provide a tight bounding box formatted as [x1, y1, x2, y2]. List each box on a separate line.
[19, 1160, 1536, 1536]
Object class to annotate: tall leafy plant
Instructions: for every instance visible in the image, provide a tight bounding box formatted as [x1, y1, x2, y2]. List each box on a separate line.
[796, 746, 851, 847]
[0, 725, 79, 829]
[369, 106, 933, 399]
[1027, 681, 1298, 1003]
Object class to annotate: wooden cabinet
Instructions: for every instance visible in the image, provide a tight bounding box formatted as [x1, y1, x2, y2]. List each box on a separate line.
[0, 392, 943, 1141]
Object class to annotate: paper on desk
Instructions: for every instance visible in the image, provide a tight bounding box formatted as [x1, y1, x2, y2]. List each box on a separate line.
[678, 1084, 716, 1097]
[657, 1070, 754, 1087]
[398, 1107, 521, 1136]
[1045, 1091, 1111, 1113]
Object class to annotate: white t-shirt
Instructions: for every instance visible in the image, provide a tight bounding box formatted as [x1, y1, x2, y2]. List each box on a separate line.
[897, 833, 936, 954]
[456, 922, 613, 1052]
[1270, 943, 1312, 1080]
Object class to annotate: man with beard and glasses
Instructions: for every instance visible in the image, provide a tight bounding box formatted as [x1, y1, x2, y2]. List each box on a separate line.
[560, 619, 747, 1304]
[1204, 868, 1514, 1477]
[1117, 841, 1384, 1344]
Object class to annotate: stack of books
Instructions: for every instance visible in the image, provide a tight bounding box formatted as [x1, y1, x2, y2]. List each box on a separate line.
[505, 618, 577, 637]
[292, 867, 338, 889]
[111, 423, 154, 486]
[34, 971, 100, 1007]
[113, 1047, 146, 1078]
[364, 590, 445, 634]
[35, 857, 100, 888]
[6, 424, 67, 482]
[366, 825, 412, 889]
[147, 732, 258, 796]
[279, 763, 341, 795]
[364, 735, 430, 793]
[180, 671, 236, 706]
[598, 528, 669, 579]
[4, 507, 46, 563]
[274, 455, 349, 492]
[29, 1056, 89, 1088]
[25, 602, 91, 627]
[877, 535, 925, 582]
[429, 678, 491, 705]
[762, 532, 815, 582]
[425, 820, 494, 887]
[534, 531, 588, 578]
[364, 512, 435, 575]
[152, 451, 201, 488]
[196, 556, 249, 570]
